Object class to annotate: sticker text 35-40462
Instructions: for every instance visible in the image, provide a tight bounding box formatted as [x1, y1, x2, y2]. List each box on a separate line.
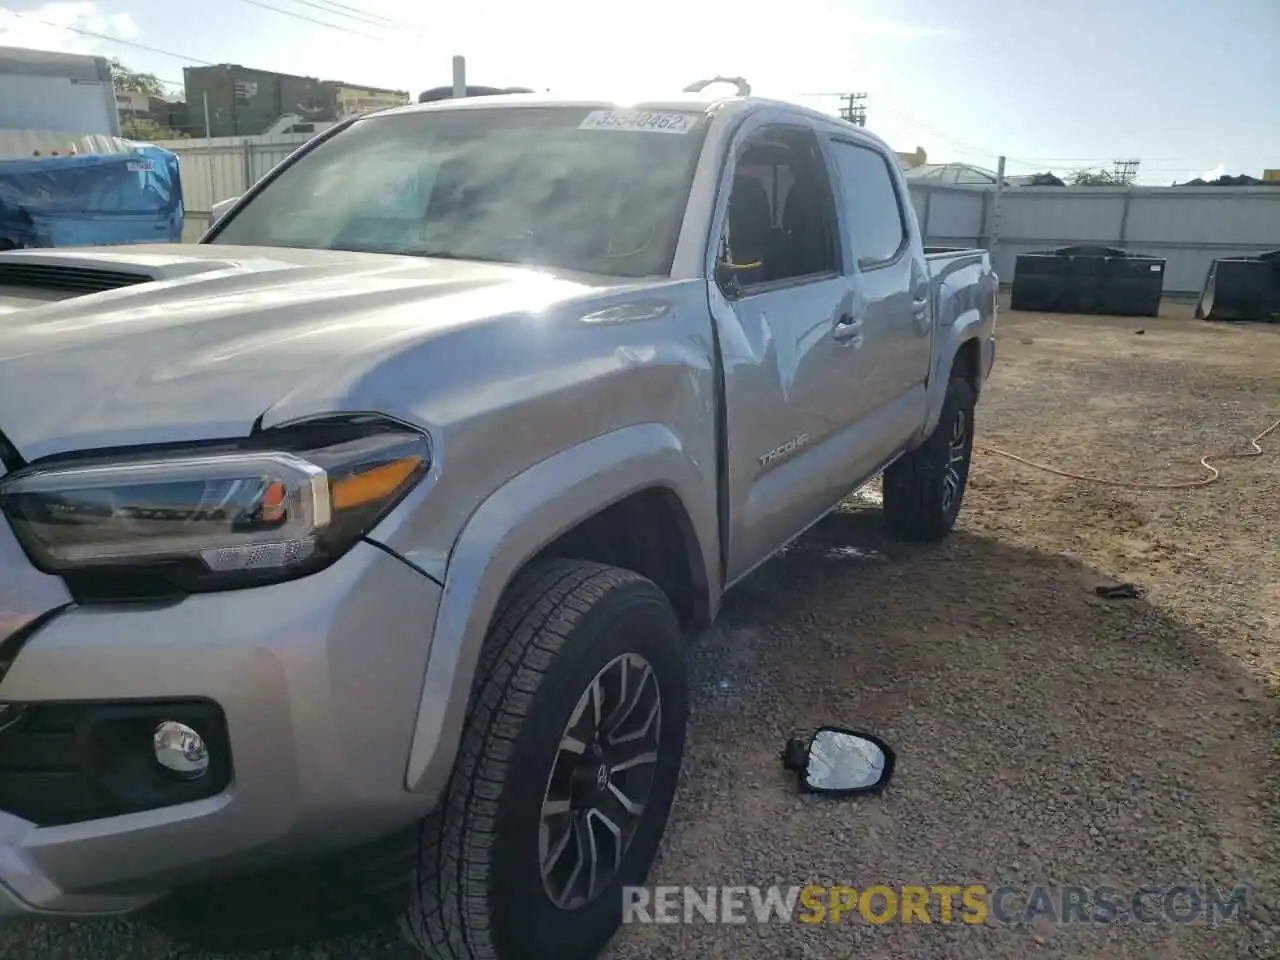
[578, 110, 699, 134]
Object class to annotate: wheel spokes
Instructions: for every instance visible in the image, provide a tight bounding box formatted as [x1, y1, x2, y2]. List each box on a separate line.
[942, 408, 970, 512]
[610, 747, 658, 775]
[538, 652, 664, 911]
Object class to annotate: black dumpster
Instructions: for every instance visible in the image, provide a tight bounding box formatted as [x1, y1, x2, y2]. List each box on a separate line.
[1011, 246, 1165, 317]
[1195, 251, 1280, 324]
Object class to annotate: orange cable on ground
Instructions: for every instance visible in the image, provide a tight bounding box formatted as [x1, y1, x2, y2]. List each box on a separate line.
[974, 418, 1280, 491]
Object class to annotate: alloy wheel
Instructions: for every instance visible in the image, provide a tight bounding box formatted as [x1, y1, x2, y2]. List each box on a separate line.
[942, 408, 969, 514]
[539, 653, 662, 911]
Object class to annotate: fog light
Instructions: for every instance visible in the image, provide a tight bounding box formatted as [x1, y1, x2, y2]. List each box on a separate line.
[153, 720, 210, 779]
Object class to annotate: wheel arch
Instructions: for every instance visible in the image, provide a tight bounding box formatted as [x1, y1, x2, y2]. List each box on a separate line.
[403, 424, 719, 796]
[919, 306, 988, 445]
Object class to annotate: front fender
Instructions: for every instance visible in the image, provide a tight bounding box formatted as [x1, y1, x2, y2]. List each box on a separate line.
[403, 423, 719, 796]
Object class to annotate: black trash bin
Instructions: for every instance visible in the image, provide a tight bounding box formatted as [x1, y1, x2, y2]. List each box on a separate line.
[1011, 246, 1165, 317]
[1196, 250, 1280, 323]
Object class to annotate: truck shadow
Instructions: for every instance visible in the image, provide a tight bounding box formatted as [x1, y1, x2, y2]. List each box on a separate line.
[7, 506, 1275, 960]
[625, 503, 1275, 957]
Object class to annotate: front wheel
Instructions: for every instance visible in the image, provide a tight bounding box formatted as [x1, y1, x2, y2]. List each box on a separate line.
[882, 374, 976, 542]
[403, 559, 688, 960]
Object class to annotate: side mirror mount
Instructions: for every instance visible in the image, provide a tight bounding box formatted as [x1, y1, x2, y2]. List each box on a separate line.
[715, 253, 743, 299]
[714, 237, 759, 300]
[210, 197, 241, 224]
[781, 727, 895, 796]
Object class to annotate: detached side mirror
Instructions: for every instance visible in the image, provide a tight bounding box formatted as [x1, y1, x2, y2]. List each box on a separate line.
[210, 197, 241, 224]
[781, 727, 895, 796]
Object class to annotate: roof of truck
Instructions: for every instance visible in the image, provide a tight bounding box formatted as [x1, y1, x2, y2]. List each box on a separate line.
[380, 91, 852, 129]
[0, 45, 111, 80]
[363, 91, 895, 157]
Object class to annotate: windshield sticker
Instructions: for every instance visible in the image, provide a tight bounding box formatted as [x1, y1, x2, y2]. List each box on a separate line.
[578, 110, 699, 134]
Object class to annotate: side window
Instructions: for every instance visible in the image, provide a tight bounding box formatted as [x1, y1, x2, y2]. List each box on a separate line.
[830, 141, 907, 267]
[724, 128, 838, 286]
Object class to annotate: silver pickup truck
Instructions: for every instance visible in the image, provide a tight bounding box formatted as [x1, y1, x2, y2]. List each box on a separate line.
[0, 92, 996, 958]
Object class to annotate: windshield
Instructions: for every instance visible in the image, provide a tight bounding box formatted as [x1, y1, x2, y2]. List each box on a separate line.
[207, 106, 711, 278]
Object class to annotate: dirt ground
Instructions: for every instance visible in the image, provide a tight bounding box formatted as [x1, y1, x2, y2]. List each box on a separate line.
[7, 301, 1279, 960]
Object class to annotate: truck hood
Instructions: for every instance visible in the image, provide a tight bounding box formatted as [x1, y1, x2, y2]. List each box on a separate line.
[0, 244, 649, 461]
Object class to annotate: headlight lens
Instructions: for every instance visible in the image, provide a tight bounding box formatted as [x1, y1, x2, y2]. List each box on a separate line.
[0, 417, 429, 591]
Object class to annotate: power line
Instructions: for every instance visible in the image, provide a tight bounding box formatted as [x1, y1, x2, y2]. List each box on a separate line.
[233, 0, 394, 41]
[7, 10, 214, 64]
[270, 0, 425, 30]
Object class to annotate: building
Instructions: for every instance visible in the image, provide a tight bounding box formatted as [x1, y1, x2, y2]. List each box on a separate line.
[182, 64, 408, 137]
[184, 64, 330, 137]
[114, 88, 149, 116]
[114, 90, 188, 132]
[895, 146, 928, 170]
[904, 162, 1003, 185]
[328, 83, 411, 119]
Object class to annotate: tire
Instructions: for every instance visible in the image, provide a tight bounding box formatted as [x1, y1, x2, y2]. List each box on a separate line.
[882, 373, 976, 542]
[403, 559, 688, 960]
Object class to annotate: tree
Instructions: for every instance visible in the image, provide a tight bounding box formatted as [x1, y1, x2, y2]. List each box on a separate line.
[120, 117, 188, 142]
[110, 58, 169, 97]
[1069, 169, 1124, 186]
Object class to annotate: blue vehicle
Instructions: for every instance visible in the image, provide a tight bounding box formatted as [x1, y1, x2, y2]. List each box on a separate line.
[0, 144, 183, 250]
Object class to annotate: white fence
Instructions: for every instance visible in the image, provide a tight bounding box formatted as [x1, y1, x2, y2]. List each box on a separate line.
[160, 138, 309, 241]
[909, 182, 1280, 296]
[167, 138, 1280, 295]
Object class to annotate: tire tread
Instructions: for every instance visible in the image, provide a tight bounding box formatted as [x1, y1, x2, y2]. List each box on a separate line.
[404, 559, 655, 960]
[883, 374, 976, 542]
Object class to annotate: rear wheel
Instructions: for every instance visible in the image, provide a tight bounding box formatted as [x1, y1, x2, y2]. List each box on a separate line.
[883, 374, 976, 542]
[402, 558, 688, 960]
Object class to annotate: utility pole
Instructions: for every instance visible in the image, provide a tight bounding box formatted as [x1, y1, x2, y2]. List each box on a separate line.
[839, 92, 868, 126]
[452, 56, 466, 98]
[1112, 158, 1140, 185]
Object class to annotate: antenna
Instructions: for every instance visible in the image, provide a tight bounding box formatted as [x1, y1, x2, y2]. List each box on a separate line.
[683, 76, 752, 97]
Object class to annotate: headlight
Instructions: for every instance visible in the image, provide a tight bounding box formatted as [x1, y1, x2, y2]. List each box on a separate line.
[0, 417, 429, 592]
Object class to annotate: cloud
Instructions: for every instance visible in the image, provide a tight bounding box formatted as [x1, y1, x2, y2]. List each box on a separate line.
[0, 2, 139, 56]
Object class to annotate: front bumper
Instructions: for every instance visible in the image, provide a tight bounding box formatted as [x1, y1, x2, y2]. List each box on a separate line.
[0, 540, 442, 918]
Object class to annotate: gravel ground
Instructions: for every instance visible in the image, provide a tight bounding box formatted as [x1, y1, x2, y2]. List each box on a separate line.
[5, 301, 1278, 960]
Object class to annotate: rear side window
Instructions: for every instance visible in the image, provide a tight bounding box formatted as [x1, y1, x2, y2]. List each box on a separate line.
[829, 140, 907, 268]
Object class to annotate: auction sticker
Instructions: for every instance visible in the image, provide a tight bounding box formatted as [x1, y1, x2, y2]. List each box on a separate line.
[579, 110, 699, 134]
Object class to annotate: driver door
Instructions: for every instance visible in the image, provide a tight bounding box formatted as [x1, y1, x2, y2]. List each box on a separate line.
[707, 118, 869, 584]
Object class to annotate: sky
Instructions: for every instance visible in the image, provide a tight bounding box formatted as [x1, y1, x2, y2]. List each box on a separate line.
[1, 0, 1277, 184]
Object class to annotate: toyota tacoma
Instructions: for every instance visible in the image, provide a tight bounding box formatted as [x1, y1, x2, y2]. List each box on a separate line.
[0, 91, 996, 958]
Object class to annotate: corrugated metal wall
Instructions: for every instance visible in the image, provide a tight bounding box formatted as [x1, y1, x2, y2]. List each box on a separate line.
[909, 182, 1280, 295]
[165, 137, 1280, 294]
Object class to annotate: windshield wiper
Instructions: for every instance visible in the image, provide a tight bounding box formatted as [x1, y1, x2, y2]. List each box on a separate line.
[331, 244, 513, 264]
[402, 249, 515, 265]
